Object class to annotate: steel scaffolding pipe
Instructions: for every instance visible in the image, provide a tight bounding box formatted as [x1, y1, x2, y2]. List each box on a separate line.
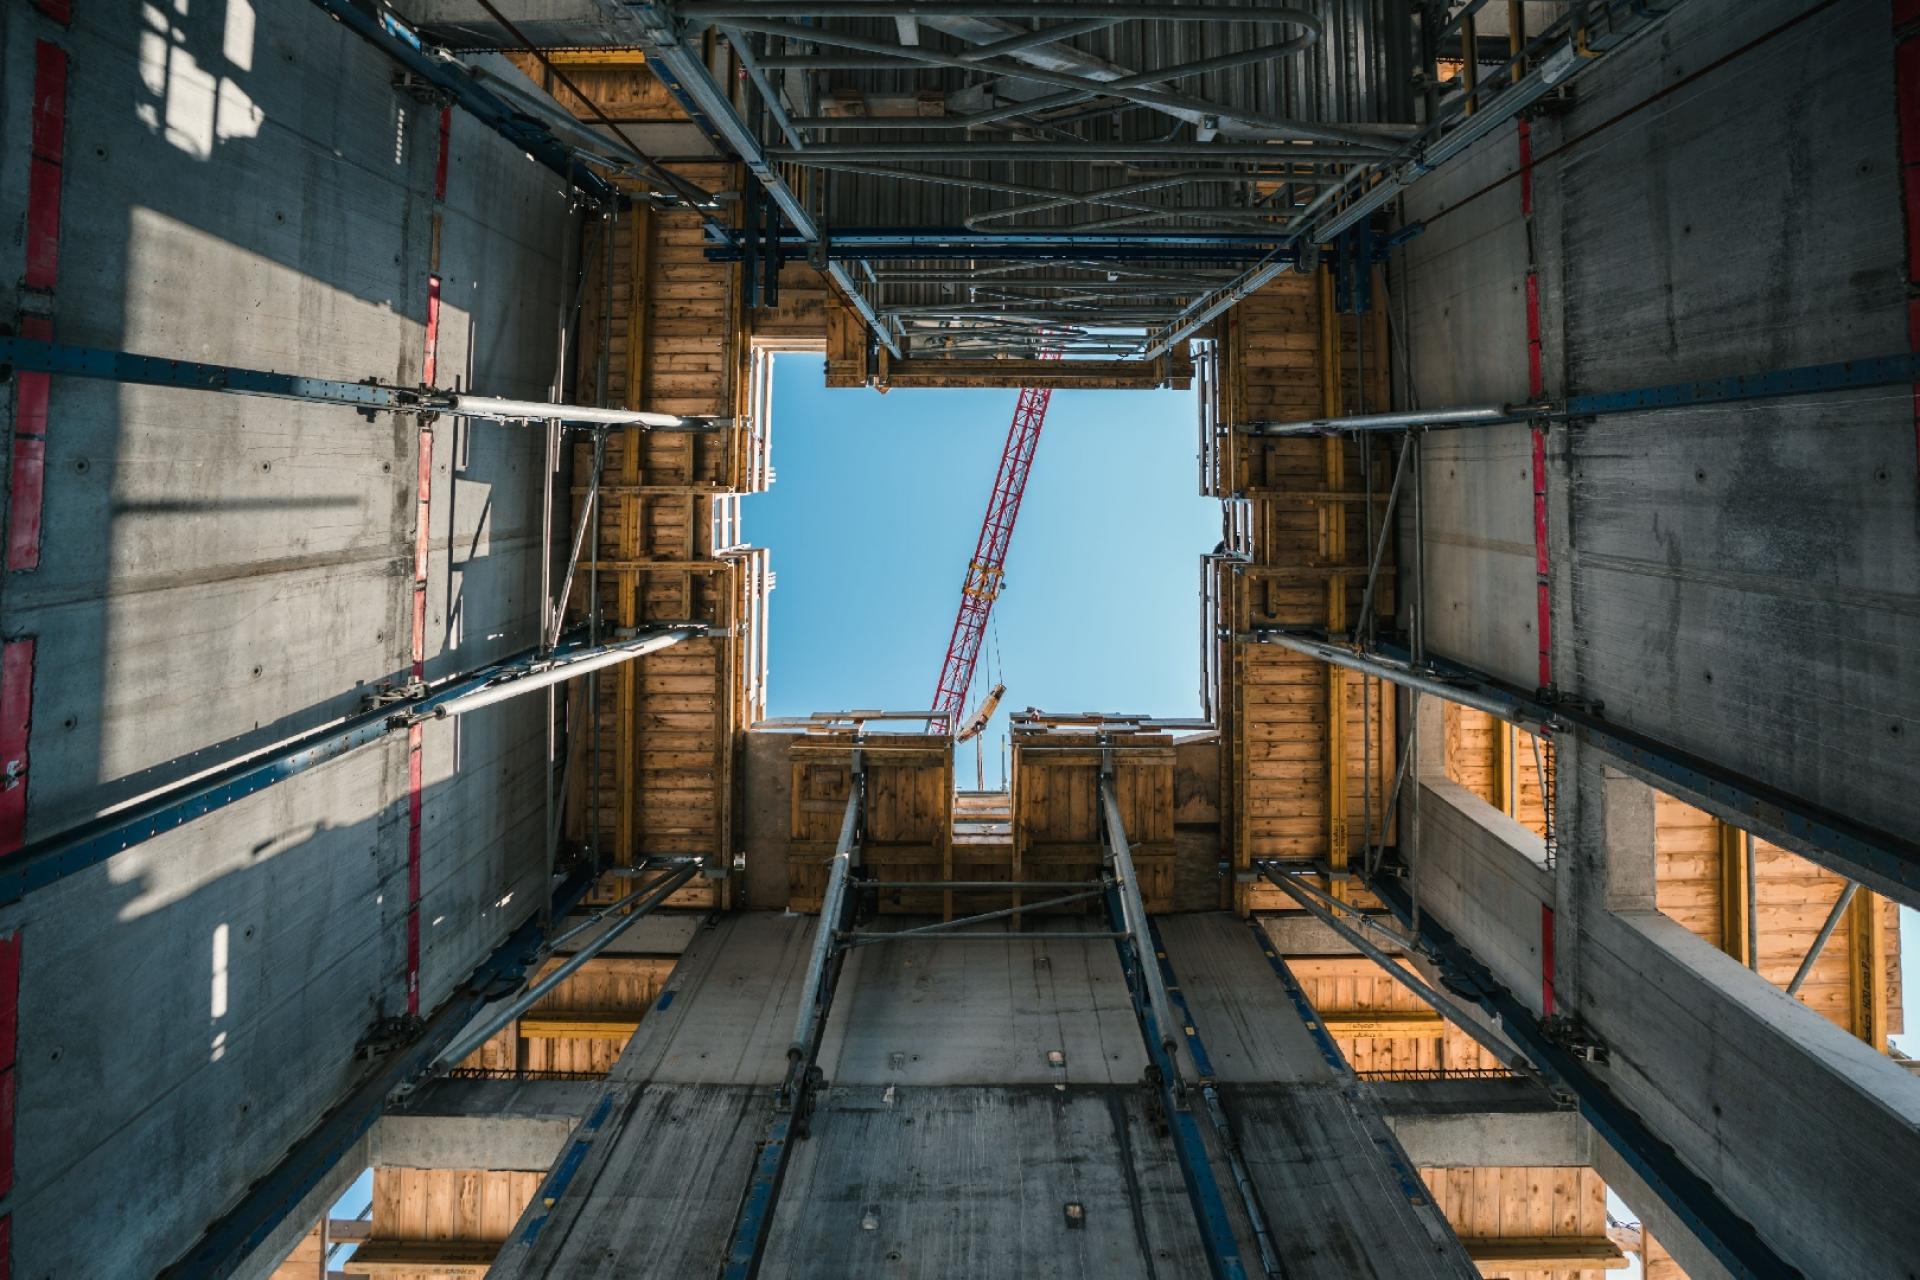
[683, 3, 1316, 21]
[772, 142, 1375, 161]
[425, 627, 706, 720]
[787, 778, 864, 1074]
[1255, 863, 1538, 1079]
[707, 17, 1393, 151]
[428, 862, 700, 1074]
[1099, 773, 1186, 1075]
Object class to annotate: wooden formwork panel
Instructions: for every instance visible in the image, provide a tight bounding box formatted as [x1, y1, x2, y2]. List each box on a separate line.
[1011, 731, 1174, 913]
[1286, 956, 1503, 1078]
[458, 952, 679, 1078]
[1419, 1166, 1624, 1277]
[564, 161, 753, 909]
[1212, 268, 1398, 915]
[786, 735, 955, 915]
[1435, 709, 1905, 1049]
[360, 1168, 544, 1275]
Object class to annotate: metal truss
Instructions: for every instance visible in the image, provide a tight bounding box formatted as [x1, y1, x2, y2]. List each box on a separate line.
[159, 864, 602, 1279]
[0, 337, 736, 431]
[1251, 630, 1920, 910]
[1361, 872, 1798, 1280]
[0, 627, 703, 907]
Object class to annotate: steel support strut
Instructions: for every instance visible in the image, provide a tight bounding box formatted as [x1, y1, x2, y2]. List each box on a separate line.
[0, 627, 702, 907]
[0, 337, 735, 430]
[158, 867, 600, 1279]
[1099, 765, 1249, 1280]
[1250, 630, 1920, 907]
[721, 769, 865, 1279]
[1364, 873, 1799, 1280]
[428, 861, 701, 1072]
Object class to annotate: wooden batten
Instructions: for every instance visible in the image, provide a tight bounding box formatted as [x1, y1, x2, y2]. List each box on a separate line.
[1011, 726, 1176, 915]
[786, 733, 955, 916]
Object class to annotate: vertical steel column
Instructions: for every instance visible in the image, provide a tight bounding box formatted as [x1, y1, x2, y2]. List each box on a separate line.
[722, 763, 864, 1280]
[1099, 766, 1248, 1280]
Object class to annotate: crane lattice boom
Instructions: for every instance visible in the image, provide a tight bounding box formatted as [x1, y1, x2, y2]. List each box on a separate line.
[929, 383, 1052, 734]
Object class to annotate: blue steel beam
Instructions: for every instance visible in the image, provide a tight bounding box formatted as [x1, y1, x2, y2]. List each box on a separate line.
[705, 228, 1296, 264]
[1146, 920, 1284, 1279]
[0, 337, 731, 428]
[1250, 629, 1920, 908]
[157, 865, 599, 1280]
[1245, 351, 1920, 435]
[1359, 871, 1800, 1280]
[614, 3, 905, 359]
[307, 0, 623, 206]
[0, 628, 700, 907]
[1104, 887, 1249, 1280]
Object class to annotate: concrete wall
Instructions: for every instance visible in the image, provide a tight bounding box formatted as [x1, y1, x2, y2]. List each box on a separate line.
[1401, 0, 1920, 856]
[1410, 715, 1920, 1276]
[0, 2, 575, 1274]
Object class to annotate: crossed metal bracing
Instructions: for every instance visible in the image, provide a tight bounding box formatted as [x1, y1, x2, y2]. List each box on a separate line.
[682, 0, 1409, 359]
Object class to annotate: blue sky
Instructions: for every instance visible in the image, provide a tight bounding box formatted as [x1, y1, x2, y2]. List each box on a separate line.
[747, 353, 1219, 785]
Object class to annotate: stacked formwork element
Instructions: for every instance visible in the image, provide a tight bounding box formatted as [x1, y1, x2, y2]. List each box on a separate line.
[564, 179, 772, 907]
[1205, 267, 1396, 915]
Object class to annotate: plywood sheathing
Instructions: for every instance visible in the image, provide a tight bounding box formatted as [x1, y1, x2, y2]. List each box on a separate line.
[1440, 706, 1903, 1048]
[1422, 1166, 1627, 1279]
[561, 162, 761, 909]
[1011, 727, 1177, 915]
[786, 733, 955, 916]
[347, 1168, 544, 1278]
[1211, 269, 1398, 913]
[456, 952, 679, 1077]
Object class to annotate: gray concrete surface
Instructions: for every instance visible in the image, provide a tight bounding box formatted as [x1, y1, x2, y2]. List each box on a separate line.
[1413, 731, 1920, 1276]
[1402, 0, 1919, 870]
[0, 2, 575, 1273]
[1373, 1078, 1589, 1168]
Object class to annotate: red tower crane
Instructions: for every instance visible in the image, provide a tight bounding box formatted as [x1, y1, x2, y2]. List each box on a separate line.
[929, 383, 1052, 735]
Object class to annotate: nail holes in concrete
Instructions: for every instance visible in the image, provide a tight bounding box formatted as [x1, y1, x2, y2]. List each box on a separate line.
[73, 459, 88, 474]
[1694, 469, 1706, 482]
[251, 665, 264, 678]
[260, 461, 271, 472]
[1876, 467, 1890, 482]
[62, 715, 75, 730]
[1703, 671, 1713, 683]
[274, 212, 286, 224]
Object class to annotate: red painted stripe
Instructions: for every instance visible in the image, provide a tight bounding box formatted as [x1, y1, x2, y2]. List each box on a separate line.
[0, 929, 17, 1201]
[1900, 0, 1920, 26]
[433, 107, 453, 202]
[423, 277, 443, 388]
[1516, 119, 1534, 218]
[24, 42, 67, 294]
[405, 726, 423, 1015]
[13, 44, 68, 573]
[1523, 271, 1544, 400]
[1532, 428, 1552, 686]
[1899, 26, 1920, 482]
[405, 112, 450, 1014]
[1540, 905, 1556, 1017]
[0, 643, 34, 857]
[30, 0, 70, 22]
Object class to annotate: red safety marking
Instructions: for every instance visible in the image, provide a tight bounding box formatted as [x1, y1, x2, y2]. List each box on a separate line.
[405, 724, 423, 1015]
[1523, 271, 1544, 400]
[0, 643, 34, 858]
[1896, 15, 1920, 484]
[423, 277, 443, 388]
[1516, 119, 1534, 218]
[0, 930, 17, 1200]
[1540, 905, 1556, 1017]
[30, 0, 70, 23]
[24, 43, 67, 294]
[432, 107, 452, 202]
[12, 44, 69, 573]
[405, 111, 452, 1015]
[7, 318, 51, 575]
[1533, 428, 1552, 687]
